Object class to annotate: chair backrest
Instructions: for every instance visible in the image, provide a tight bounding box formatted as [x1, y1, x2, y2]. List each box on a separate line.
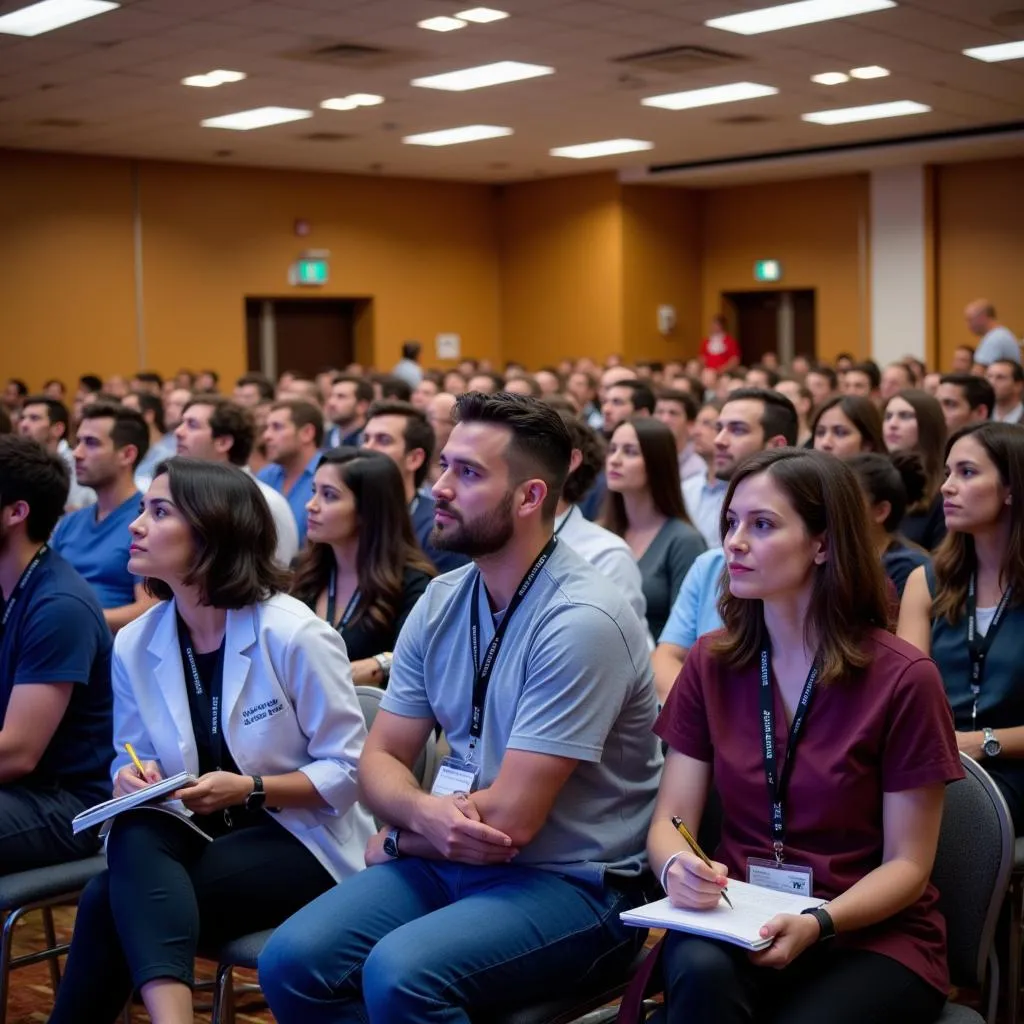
[931, 753, 1014, 988]
[355, 685, 436, 789]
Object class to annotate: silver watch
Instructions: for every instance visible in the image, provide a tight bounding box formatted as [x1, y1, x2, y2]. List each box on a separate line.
[983, 728, 1002, 758]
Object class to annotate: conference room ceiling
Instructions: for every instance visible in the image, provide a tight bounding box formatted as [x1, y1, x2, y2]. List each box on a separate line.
[0, 0, 1022, 183]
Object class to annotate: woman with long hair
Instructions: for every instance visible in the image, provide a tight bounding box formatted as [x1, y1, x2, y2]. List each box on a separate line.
[899, 422, 1024, 830]
[847, 450, 931, 599]
[811, 395, 884, 458]
[882, 388, 947, 549]
[50, 458, 374, 1024]
[291, 448, 435, 686]
[603, 417, 705, 639]
[649, 448, 960, 1024]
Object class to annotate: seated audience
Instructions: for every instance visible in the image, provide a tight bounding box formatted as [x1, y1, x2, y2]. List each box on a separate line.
[174, 396, 299, 567]
[950, 344, 975, 374]
[566, 370, 603, 430]
[52, 402, 157, 630]
[0, 436, 112, 873]
[193, 369, 219, 393]
[257, 399, 323, 545]
[259, 393, 660, 1022]
[654, 388, 706, 482]
[604, 418, 705, 641]
[466, 371, 504, 395]
[841, 361, 882, 404]
[505, 375, 541, 397]
[122, 391, 176, 492]
[986, 358, 1024, 424]
[804, 364, 838, 410]
[411, 376, 439, 412]
[880, 361, 915, 402]
[602, 379, 655, 437]
[900, 422, 1024, 831]
[292, 448, 434, 686]
[650, 448, 960, 1024]
[774, 378, 813, 447]
[49, 458, 375, 1024]
[883, 389, 947, 549]
[232, 372, 274, 408]
[426, 390, 458, 484]
[17, 394, 94, 509]
[745, 364, 779, 390]
[936, 373, 994, 434]
[811, 395, 885, 458]
[325, 375, 373, 449]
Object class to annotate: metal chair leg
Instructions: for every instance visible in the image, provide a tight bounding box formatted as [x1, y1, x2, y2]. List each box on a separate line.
[41, 906, 62, 996]
[1008, 876, 1022, 1024]
[0, 907, 28, 1024]
[211, 963, 235, 1024]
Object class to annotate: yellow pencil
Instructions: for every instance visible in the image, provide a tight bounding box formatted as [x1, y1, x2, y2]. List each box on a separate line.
[671, 815, 733, 909]
[124, 743, 147, 780]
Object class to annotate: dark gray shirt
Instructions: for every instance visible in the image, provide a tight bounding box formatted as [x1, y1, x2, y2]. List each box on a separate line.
[637, 518, 706, 641]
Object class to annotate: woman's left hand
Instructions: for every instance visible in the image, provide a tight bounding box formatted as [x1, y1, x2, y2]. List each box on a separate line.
[748, 913, 821, 969]
[174, 771, 253, 813]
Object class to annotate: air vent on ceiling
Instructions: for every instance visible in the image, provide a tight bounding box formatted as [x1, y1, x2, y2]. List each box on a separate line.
[281, 41, 413, 69]
[613, 44, 744, 75]
[32, 117, 83, 128]
[718, 114, 772, 125]
[300, 132, 354, 142]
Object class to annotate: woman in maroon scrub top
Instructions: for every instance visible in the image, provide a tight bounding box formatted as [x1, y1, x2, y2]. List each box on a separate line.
[649, 448, 962, 1024]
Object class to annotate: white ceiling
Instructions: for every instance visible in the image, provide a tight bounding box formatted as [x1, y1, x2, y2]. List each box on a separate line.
[0, 0, 1022, 183]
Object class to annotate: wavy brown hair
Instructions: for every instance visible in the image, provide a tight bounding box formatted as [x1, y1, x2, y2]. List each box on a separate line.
[290, 448, 435, 630]
[711, 448, 891, 685]
[932, 422, 1024, 624]
[884, 389, 946, 515]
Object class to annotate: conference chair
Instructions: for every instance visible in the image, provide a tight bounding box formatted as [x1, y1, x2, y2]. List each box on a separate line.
[1005, 838, 1024, 1024]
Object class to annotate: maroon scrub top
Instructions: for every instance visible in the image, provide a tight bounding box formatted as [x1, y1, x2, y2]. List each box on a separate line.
[655, 628, 963, 995]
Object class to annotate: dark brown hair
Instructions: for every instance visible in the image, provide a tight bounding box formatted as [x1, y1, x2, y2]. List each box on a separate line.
[270, 399, 324, 448]
[884, 388, 947, 513]
[810, 394, 884, 454]
[290, 449, 435, 629]
[711, 448, 891, 685]
[146, 458, 288, 607]
[602, 417, 691, 536]
[932, 422, 1024, 624]
[80, 401, 150, 469]
[183, 396, 255, 467]
[558, 411, 606, 506]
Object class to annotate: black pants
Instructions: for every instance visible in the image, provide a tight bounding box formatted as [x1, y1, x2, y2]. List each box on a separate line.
[49, 808, 335, 1024]
[653, 933, 947, 1024]
[0, 783, 100, 874]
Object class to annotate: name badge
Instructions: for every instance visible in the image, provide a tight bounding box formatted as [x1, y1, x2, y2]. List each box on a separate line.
[430, 756, 480, 797]
[746, 857, 813, 897]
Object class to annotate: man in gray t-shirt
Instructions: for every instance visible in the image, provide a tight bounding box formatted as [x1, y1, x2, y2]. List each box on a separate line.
[260, 393, 662, 1024]
[965, 299, 1020, 367]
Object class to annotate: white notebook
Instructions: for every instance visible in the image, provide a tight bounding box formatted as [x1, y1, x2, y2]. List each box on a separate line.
[620, 880, 825, 951]
[72, 772, 202, 836]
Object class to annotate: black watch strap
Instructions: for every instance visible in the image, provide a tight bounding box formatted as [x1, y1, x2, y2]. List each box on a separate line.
[801, 906, 836, 942]
[245, 774, 266, 812]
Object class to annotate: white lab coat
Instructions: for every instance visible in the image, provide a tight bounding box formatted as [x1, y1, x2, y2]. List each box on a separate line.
[111, 592, 375, 882]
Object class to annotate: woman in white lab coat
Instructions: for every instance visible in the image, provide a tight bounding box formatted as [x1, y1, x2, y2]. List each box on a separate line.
[51, 457, 374, 1024]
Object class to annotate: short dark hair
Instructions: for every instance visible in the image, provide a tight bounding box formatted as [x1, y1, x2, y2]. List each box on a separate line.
[21, 396, 69, 436]
[722, 387, 798, 446]
[991, 359, 1024, 384]
[454, 393, 572, 519]
[331, 375, 374, 404]
[0, 435, 70, 541]
[184, 396, 254, 466]
[557, 412, 606, 505]
[78, 375, 103, 393]
[806, 364, 838, 390]
[847, 451, 927, 533]
[80, 401, 150, 469]
[43, 379, 65, 394]
[235, 372, 274, 401]
[749, 364, 780, 388]
[366, 400, 434, 488]
[0, 409, 10, 435]
[401, 341, 422, 361]
[134, 371, 164, 389]
[198, 369, 220, 385]
[468, 371, 506, 392]
[656, 387, 699, 421]
[6, 379, 28, 399]
[130, 391, 166, 434]
[145, 459, 288, 607]
[955, 344, 976, 359]
[609, 380, 656, 414]
[374, 374, 413, 402]
[940, 373, 995, 415]
[848, 361, 881, 390]
[270, 399, 324, 448]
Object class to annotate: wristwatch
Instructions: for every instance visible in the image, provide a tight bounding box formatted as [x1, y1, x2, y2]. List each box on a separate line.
[983, 728, 1002, 758]
[801, 906, 837, 943]
[383, 827, 402, 859]
[244, 774, 266, 812]
[374, 652, 393, 681]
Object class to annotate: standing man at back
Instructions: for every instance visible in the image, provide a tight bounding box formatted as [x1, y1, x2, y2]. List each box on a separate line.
[965, 299, 1020, 370]
[260, 393, 661, 1022]
[257, 399, 323, 545]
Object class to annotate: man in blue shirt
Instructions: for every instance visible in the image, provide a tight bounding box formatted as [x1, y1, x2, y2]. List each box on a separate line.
[256, 399, 323, 545]
[51, 402, 157, 632]
[0, 436, 113, 872]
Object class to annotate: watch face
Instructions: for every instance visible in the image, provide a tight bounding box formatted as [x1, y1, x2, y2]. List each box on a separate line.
[383, 831, 400, 857]
[984, 739, 1002, 757]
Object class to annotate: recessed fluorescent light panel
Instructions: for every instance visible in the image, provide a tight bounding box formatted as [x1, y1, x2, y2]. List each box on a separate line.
[182, 69, 246, 88]
[802, 99, 929, 124]
[418, 16, 466, 31]
[201, 107, 313, 131]
[849, 64, 889, 77]
[963, 40, 1024, 62]
[321, 94, 384, 110]
[411, 61, 554, 91]
[706, 0, 896, 35]
[811, 71, 849, 84]
[0, 0, 118, 37]
[402, 125, 513, 146]
[456, 7, 509, 22]
[642, 81, 778, 110]
[550, 138, 654, 159]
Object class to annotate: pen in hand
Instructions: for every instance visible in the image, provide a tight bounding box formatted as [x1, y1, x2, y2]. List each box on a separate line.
[671, 815, 734, 910]
[125, 743, 148, 781]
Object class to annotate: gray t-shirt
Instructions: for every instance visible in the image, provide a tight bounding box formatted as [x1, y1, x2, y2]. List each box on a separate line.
[382, 540, 662, 885]
[975, 325, 1020, 365]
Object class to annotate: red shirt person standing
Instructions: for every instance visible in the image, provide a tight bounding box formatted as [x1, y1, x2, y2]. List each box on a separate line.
[701, 315, 741, 372]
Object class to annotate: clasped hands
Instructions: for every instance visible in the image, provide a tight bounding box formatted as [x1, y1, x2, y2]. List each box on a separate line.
[663, 851, 820, 969]
[113, 761, 253, 813]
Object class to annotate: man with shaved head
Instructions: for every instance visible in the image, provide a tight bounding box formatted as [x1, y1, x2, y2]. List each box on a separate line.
[964, 299, 1020, 371]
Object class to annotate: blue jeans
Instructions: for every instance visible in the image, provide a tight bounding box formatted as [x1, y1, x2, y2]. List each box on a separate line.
[259, 859, 645, 1024]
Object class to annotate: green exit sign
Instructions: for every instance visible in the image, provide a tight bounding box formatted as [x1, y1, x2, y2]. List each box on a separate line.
[295, 258, 329, 286]
[754, 259, 782, 283]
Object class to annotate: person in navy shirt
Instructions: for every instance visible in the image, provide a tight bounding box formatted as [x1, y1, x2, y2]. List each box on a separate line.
[51, 402, 158, 632]
[257, 399, 323, 545]
[361, 400, 469, 575]
[0, 436, 113, 872]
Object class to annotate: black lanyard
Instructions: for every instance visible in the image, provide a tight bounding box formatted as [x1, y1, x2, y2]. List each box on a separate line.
[177, 616, 226, 771]
[0, 545, 48, 632]
[468, 537, 557, 752]
[326, 568, 360, 631]
[554, 506, 576, 536]
[759, 647, 818, 864]
[967, 574, 1012, 730]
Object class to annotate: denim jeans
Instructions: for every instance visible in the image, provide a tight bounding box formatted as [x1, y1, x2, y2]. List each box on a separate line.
[259, 858, 645, 1024]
